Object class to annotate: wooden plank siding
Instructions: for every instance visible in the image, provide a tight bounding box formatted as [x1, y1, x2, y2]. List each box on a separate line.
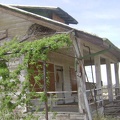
[0, 12, 33, 38]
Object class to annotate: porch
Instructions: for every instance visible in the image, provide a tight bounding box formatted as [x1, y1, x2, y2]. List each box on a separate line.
[14, 31, 120, 120]
[26, 35, 120, 120]
[27, 86, 120, 119]
[27, 88, 103, 114]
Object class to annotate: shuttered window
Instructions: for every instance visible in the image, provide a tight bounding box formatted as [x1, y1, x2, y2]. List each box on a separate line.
[29, 62, 55, 92]
[69, 67, 77, 91]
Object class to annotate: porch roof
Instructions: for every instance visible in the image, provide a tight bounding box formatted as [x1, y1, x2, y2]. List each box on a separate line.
[0, 4, 120, 61]
[75, 30, 120, 62]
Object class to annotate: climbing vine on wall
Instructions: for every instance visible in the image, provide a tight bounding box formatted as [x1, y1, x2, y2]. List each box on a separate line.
[0, 34, 71, 119]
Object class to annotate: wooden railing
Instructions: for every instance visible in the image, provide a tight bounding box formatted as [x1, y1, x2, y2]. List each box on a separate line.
[102, 86, 120, 100]
[27, 91, 78, 112]
[86, 88, 103, 106]
[28, 89, 104, 112]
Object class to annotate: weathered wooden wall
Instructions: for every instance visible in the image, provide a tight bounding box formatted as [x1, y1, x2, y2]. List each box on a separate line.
[0, 11, 32, 39]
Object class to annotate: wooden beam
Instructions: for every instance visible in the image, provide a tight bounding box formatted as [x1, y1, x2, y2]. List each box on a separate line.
[80, 47, 111, 60]
[71, 34, 84, 113]
[106, 59, 113, 102]
[71, 32, 92, 120]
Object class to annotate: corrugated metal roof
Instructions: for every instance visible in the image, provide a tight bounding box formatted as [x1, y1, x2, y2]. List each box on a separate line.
[12, 5, 78, 25]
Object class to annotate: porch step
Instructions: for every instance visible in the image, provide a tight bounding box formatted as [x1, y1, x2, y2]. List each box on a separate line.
[54, 113, 85, 120]
[31, 112, 86, 120]
[70, 113, 85, 120]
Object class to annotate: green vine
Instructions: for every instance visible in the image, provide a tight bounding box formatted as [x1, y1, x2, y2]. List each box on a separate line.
[0, 34, 71, 119]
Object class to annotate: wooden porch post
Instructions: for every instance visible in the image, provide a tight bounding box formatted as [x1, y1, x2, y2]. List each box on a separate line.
[94, 55, 103, 113]
[71, 32, 92, 120]
[76, 59, 85, 113]
[94, 55, 102, 90]
[106, 59, 113, 102]
[70, 33, 84, 113]
[114, 62, 120, 97]
[43, 61, 48, 120]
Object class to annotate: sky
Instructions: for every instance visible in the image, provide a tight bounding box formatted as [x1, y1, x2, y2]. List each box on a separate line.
[0, 0, 120, 48]
[0, 0, 119, 85]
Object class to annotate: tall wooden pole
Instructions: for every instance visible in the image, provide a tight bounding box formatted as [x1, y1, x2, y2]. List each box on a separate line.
[43, 61, 48, 120]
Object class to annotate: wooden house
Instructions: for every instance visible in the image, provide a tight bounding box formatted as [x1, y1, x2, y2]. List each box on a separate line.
[0, 4, 120, 120]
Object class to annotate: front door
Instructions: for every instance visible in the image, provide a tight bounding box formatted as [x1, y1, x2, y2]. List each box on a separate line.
[55, 65, 65, 104]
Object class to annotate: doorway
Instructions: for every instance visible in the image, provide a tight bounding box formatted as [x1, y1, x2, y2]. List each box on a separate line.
[55, 65, 65, 104]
